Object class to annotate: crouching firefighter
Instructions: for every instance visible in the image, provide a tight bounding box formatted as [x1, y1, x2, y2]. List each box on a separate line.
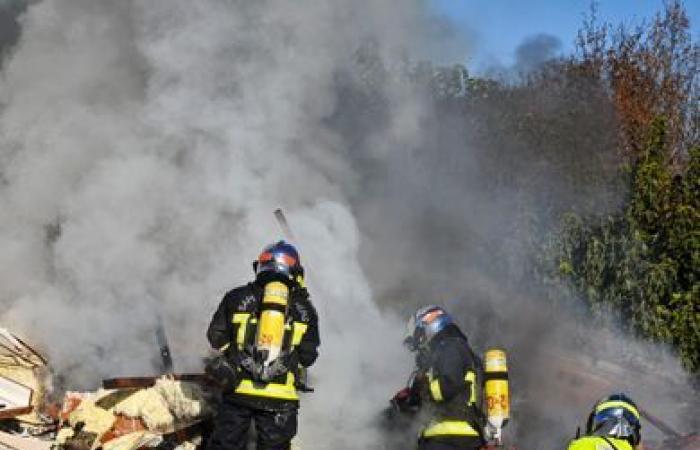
[391, 305, 486, 450]
[566, 394, 641, 450]
[206, 241, 320, 450]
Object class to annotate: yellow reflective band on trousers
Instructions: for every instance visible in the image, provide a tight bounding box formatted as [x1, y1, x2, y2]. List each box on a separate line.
[595, 401, 640, 419]
[422, 420, 480, 438]
[235, 372, 299, 401]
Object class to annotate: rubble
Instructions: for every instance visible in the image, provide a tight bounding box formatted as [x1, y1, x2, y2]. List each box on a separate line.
[0, 328, 50, 429]
[55, 377, 213, 450]
[0, 329, 214, 450]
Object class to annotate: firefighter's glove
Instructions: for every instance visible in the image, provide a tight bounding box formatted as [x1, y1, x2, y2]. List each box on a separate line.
[239, 353, 263, 380]
[390, 387, 421, 413]
[204, 354, 239, 389]
[261, 355, 289, 382]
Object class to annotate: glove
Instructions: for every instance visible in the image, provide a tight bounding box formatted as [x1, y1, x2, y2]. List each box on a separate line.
[390, 386, 421, 413]
[261, 355, 289, 381]
[204, 354, 239, 389]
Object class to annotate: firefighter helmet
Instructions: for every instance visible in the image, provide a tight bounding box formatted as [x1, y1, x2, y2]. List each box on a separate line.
[404, 305, 454, 351]
[253, 240, 304, 282]
[586, 393, 641, 445]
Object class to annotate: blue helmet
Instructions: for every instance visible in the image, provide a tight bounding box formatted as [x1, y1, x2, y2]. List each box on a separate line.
[253, 240, 304, 282]
[586, 393, 641, 445]
[404, 305, 454, 351]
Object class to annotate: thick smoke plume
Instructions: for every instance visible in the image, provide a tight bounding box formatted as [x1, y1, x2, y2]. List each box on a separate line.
[0, 2, 696, 450]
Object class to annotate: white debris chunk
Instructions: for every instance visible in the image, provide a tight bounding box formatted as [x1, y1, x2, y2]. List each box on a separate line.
[68, 399, 116, 437]
[111, 389, 173, 433]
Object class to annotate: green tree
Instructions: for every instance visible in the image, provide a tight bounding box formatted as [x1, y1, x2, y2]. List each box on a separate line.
[553, 119, 699, 371]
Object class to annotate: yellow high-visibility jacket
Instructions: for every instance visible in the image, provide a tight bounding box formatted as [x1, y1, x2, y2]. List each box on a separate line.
[567, 436, 634, 450]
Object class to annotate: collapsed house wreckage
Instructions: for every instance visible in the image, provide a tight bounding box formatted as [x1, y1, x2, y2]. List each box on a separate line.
[0, 328, 215, 450]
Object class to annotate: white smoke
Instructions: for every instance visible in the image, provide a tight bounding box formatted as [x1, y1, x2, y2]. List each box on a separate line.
[1, 2, 696, 450]
[0, 0, 449, 448]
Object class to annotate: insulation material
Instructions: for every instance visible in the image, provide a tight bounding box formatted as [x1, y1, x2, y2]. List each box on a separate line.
[173, 441, 198, 450]
[60, 392, 88, 422]
[67, 400, 115, 437]
[111, 389, 173, 433]
[55, 427, 76, 445]
[111, 378, 212, 433]
[153, 378, 211, 421]
[54, 377, 213, 450]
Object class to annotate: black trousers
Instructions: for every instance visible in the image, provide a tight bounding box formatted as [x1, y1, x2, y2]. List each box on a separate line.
[207, 397, 298, 450]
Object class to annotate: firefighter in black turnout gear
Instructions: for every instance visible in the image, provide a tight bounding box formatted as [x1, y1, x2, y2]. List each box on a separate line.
[392, 305, 485, 450]
[206, 241, 319, 450]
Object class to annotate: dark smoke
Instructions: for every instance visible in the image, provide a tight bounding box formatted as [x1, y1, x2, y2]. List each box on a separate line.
[0, 1, 23, 64]
[515, 33, 563, 72]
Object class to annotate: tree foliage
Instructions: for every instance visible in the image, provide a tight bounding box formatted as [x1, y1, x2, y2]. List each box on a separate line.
[544, 1, 700, 372]
[338, 2, 699, 372]
[551, 119, 699, 371]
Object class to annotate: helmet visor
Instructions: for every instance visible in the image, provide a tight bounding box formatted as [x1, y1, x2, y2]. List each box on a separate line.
[404, 315, 418, 351]
[256, 250, 299, 277]
[591, 407, 640, 441]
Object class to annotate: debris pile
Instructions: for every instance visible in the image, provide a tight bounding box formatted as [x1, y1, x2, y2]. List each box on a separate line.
[0, 328, 51, 431]
[55, 377, 213, 450]
[0, 329, 214, 450]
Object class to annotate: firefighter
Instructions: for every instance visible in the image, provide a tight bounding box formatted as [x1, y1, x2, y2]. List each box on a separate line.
[392, 305, 486, 450]
[206, 240, 320, 450]
[567, 394, 642, 450]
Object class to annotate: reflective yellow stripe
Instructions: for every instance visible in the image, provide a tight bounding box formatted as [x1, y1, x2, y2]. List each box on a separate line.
[232, 313, 250, 348]
[235, 372, 298, 401]
[422, 420, 480, 437]
[291, 322, 308, 346]
[218, 343, 231, 352]
[465, 370, 476, 405]
[595, 401, 640, 419]
[429, 377, 443, 402]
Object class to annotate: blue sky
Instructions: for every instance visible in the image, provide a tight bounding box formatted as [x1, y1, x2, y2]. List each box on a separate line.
[430, 0, 700, 72]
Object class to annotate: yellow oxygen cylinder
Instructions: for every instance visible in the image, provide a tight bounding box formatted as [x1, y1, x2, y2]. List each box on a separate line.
[256, 281, 289, 364]
[484, 348, 510, 444]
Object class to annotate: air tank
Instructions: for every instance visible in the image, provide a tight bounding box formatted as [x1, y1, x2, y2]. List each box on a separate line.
[255, 281, 290, 364]
[484, 348, 510, 444]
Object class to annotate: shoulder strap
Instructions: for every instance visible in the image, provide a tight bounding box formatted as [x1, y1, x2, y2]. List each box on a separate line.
[600, 436, 621, 450]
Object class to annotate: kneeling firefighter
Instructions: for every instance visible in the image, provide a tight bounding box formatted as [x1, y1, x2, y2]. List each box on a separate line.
[206, 241, 320, 450]
[391, 305, 486, 450]
[566, 394, 641, 450]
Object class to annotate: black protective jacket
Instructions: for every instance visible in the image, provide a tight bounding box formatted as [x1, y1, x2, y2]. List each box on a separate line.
[207, 281, 320, 408]
[415, 325, 485, 428]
